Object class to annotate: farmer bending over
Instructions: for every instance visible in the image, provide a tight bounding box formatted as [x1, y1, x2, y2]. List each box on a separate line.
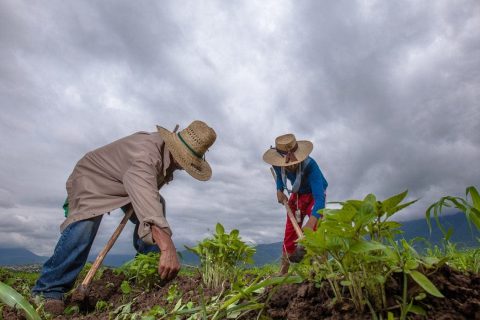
[32, 120, 216, 314]
[263, 134, 328, 274]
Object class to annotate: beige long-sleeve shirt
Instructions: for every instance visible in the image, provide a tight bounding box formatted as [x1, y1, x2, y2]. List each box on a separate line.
[61, 131, 173, 245]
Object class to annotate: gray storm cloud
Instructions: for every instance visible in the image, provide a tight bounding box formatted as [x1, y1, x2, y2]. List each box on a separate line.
[0, 0, 479, 256]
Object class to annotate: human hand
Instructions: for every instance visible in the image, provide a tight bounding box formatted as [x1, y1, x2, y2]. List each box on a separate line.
[303, 216, 318, 231]
[158, 247, 180, 281]
[151, 225, 181, 281]
[277, 190, 288, 204]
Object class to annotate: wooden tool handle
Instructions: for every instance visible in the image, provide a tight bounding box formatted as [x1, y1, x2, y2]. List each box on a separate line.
[269, 167, 304, 239]
[283, 200, 304, 239]
[81, 209, 134, 287]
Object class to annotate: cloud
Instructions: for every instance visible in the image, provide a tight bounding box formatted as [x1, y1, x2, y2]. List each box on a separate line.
[0, 0, 479, 257]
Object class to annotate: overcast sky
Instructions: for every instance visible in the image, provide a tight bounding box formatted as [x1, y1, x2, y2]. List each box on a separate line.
[1, 0, 479, 257]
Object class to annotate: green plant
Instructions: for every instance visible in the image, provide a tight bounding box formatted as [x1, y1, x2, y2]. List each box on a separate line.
[166, 284, 180, 304]
[388, 239, 443, 320]
[300, 191, 417, 313]
[96, 300, 111, 312]
[0, 281, 41, 320]
[427, 186, 480, 238]
[186, 223, 256, 289]
[64, 305, 80, 316]
[140, 305, 166, 319]
[110, 301, 141, 320]
[120, 280, 132, 295]
[119, 252, 160, 289]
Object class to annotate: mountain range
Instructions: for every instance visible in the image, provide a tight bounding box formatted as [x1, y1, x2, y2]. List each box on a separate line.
[1, 212, 478, 267]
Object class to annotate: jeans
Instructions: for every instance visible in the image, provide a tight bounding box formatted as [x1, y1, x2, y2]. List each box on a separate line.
[32, 214, 159, 300]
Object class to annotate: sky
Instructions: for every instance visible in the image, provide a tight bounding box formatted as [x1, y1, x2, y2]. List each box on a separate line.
[0, 0, 479, 257]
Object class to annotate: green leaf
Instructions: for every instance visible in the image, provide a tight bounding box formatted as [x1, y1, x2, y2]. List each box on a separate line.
[404, 259, 419, 271]
[350, 240, 386, 253]
[387, 199, 418, 217]
[408, 304, 427, 315]
[329, 204, 357, 222]
[120, 280, 131, 294]
[382, 190, 408, 212]
[409, 270, 444, 298]
[216, 223, 225, 235]
[467, 186, 480, 211]
[0, 282, 41, 320]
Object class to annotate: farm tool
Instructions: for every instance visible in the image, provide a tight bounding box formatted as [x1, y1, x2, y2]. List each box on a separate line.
[72, 207, 134, 302]
[269, 168, 306, 263]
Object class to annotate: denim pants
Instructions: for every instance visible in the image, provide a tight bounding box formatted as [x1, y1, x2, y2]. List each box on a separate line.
[32, 214, 159, 300]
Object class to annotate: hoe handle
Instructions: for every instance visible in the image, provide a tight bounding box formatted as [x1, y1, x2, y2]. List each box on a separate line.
[269, 167, 304, 239]
[73, 208, 134, 301]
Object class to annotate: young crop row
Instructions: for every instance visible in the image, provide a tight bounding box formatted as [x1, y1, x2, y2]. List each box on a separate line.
[0, 186, 479, 319]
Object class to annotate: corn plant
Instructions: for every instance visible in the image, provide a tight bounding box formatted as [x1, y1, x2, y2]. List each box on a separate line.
[426, 186, 480, 239]
[186, 223, 256, 290]
[0, 281, 41, 320]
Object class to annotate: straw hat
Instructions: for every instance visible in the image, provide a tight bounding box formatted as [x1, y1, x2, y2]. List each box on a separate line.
[157, 120, 216, 181]
[263, 134, 313, 167]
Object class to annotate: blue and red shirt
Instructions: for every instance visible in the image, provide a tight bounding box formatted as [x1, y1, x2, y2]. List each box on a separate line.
[273, 157, 328, 219]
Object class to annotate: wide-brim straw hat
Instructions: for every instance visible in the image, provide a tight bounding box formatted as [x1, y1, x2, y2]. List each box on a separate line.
[157, 120, 216, 181]
[263, 133, 313, 167]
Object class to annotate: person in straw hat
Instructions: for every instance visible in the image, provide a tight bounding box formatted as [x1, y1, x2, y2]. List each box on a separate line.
[32, 120, 216, 314]
[263, 133, 328, 274]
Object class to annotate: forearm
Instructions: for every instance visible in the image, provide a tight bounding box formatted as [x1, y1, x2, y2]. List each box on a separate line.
[151, 225, 176, 252]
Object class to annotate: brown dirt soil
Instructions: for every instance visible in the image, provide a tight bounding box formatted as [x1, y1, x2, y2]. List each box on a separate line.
[3, 265, 480, 319]
[53, 271, 221, 320]
[264, 265, 480, 320]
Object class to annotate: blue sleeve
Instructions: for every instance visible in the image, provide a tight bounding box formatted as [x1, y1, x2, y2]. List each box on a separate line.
[307, 161, 328, 219]
[273, 166, 284, 191]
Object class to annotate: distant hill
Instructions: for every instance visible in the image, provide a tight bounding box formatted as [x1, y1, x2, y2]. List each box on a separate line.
[402, 212, 480, 249]
[1, 212, 478, 267]
[0, 247, 48, 265]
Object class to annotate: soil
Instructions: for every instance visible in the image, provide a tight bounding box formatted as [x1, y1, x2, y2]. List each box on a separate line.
[2, 265, 480, 319]
[263, 265, 480, 320]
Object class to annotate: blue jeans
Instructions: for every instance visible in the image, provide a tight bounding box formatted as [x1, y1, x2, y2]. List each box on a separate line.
[32, 214, 159, 300]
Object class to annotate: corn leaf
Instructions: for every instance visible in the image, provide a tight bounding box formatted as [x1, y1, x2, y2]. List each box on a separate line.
[0, 281, 41, 320]
[467, 186, 480, 210]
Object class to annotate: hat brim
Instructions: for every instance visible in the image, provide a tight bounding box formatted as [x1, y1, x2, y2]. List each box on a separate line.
[263, 141, 313, 167]
[157, 126, 212, 181]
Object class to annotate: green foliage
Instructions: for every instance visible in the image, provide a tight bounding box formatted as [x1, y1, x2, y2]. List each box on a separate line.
[64, 305, 80, 316]
[0, 268, 38, 298]
[426, 186, 480, 239]
[0, 281, 41, 320]
[119, 252, 160, 289]
[120, 280, 132, 295]
[96, 300, 111, 312]
[110, 301, 141, 320]
[427, 244, 480, 273]
[186, 223, 256, 289]
[141, 305, 166, 319]
[299, 190, 443, 318]
[166, 284, 180, 304]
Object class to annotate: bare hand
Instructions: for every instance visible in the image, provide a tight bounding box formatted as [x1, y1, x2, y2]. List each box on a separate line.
[151, 225, 181, 281]
[277, 190, 288, 204]
[158, 248, 180, 281]
[303, 216, 318, 231]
